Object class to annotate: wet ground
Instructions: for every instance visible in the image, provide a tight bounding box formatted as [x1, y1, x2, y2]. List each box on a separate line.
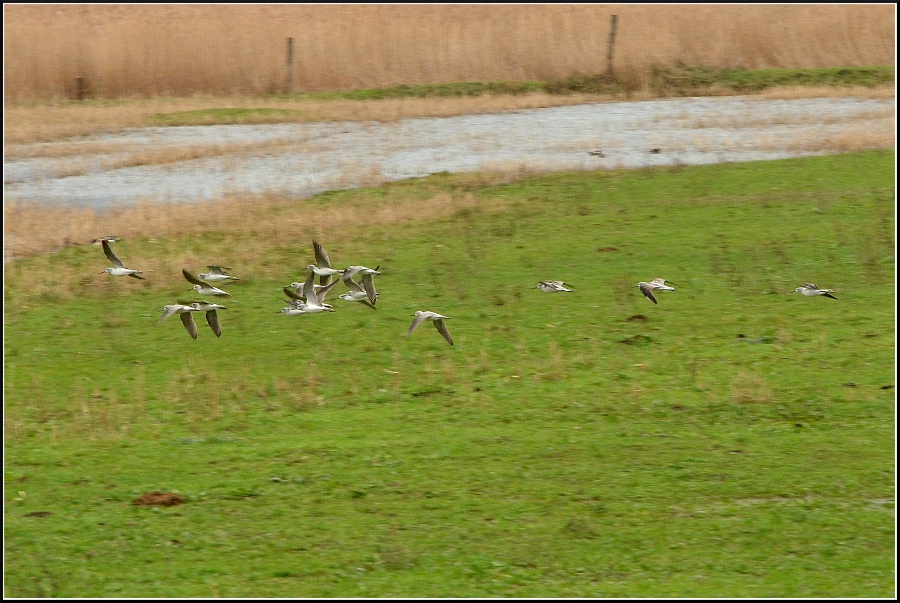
[3, 95, 894, 210]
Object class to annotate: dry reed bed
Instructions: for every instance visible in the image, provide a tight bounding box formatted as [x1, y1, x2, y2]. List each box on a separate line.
[4, 5, 894, 102]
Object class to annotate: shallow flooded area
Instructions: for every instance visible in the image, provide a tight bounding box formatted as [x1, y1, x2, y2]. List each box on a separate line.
[3, 95, 894, 210]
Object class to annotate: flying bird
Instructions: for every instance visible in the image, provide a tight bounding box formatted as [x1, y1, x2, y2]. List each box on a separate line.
[198, 265, 239, 283]
[407, 311, 454, 345]
[188, 301, 227, 337]
[284, 269, 340, 313]
[636, 278, 675, 304]
[536, 280, 573, 292]
[342, 265, 380, 305]
[100, 240, 144, 279]
[158, 304, 199, 339]
[183, 268, 231, 296]
[308, 241, 346, 286]
[793, 283, 837, 299]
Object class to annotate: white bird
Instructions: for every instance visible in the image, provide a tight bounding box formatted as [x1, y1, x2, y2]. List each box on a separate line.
[99, 240, 145, 279]
[407, 311, 454, 345]
[279, 304, 309, 316]
[188, 301, 227, 337]
[636, 277, 675, 304]
[536, 280, 573, 292]
[338, 286, 377, 309]
[198, 265, 239, 283]
[288, 280, 326, 299]
[285, 270, 339, 313]
[284, 286, 327, 308]
[342, 265, 380, 305]
[278, 297, 309, 316]
[793, 283, 837, 299]
[183, 268, 231, 297]
[158, 304, 199, 339]
[308, 241, 346, 286]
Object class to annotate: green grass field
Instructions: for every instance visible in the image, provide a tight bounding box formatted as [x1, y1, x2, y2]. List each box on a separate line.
[4, 150, 895, 597]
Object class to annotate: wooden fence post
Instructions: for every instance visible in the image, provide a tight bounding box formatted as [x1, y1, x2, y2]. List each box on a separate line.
[285, 37, 294, 93]
[76, 76, 86, 100]
[606, 14, 618, 79]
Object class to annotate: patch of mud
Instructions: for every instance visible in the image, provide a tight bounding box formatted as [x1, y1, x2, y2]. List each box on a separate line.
[132, 492, 188, 507]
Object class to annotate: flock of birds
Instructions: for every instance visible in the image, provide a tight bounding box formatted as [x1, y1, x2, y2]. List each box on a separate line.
[98, 236, 838, 345]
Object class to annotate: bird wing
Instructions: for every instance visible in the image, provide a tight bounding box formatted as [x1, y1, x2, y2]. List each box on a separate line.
[102, 240, 124, 268]
[159, 305, 180, 323]
[182, 268, 204, 285]
[301, 270, 317, 302]
[407, 312, 431, 336]
[433, 319, 454, 345]
[207, 265, 231, 275]
[651, 278, 668, 286]
[343, 275, 365, 294]
[342, 265, 365, 280]
[360, 273, 378, 305]
[284, 286, 304, 301]
[313, 241, 333, 269]
[639, 283, 658, 304]
[179, 311, 199, 339]
[205, 310, 222, 337]
[316, 279, 340, 304]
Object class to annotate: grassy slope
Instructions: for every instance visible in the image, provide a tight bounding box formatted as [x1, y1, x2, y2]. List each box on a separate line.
[3, 151, 895, 597]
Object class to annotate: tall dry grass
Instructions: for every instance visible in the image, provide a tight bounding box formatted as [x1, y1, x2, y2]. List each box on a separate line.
[4, 5, 894, 103]
[3, 188, 503, 262]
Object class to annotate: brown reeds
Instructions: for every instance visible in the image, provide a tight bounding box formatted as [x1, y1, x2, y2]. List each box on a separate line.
[4, 5, 894, 103]
[3, 189, 493, 262]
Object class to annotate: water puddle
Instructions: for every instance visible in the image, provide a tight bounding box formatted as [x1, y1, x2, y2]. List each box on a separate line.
[3, 95, 893, 210]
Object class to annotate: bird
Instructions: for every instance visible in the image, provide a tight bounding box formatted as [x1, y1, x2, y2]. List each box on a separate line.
[536, 280, 573, 292]
[407, 311, 454, 345]
[197, 265, 239, 283]
[285, 269, 339, 313]
[793, 283, 837, 299]
[342, 266, 380, 305]
[183, 268, 231, 297]
[338, 282, 377, 309]
[284, 286, 330, 309]
[99, 240, 145, 279]
[278, 296, 309, 316]
[92, 236, 121, 245]
[308, 241, 346, 286]
[636, 277, 675, 304]
[287, 280, 326, 298]
[588, 150, 605, 157]
[279, 303, 309, 316]
[188, 301, 227, 337]
[158, 304, 199, 339]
